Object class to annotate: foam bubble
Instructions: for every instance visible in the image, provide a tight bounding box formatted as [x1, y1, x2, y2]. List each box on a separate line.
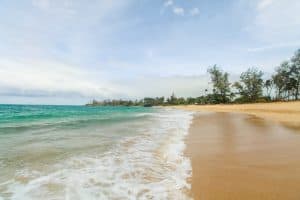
[0, 109, 194, 200]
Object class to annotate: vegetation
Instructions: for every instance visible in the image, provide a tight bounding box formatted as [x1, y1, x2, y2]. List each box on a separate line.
[207, 65, 231, 103]
[233, 68, 264, 103]
[87, 49, 300, 107]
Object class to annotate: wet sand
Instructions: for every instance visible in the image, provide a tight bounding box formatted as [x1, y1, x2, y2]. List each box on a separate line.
[185, 112, 300, 200]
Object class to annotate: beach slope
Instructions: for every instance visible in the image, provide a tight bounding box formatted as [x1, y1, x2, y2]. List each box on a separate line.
[177, 102, 300, 199]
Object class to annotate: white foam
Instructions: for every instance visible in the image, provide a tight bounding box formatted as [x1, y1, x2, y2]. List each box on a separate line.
[0, 109, 194, 200]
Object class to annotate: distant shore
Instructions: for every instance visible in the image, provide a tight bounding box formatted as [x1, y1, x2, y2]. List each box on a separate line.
[173, 101, 300, 199]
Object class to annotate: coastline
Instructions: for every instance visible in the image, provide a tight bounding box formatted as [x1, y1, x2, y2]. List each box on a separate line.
[175, 102, 300, 199]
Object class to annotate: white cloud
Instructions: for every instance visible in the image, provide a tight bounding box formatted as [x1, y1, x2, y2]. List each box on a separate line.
[0, 0, 137, 104]
[31, 0, 77, 15]
[189, 7, 200, 16]
[245, 0, 300, 50]
[32, 0, 50, 10]
[0, 58, 124, 99]
[173, 7, 185, 16]
[162, 1, 191, 17]
[247, 41, 300, 52]
[164, 0, 173, 7]
[257, 0, 273, 10]
[0, 58, 213, 103]
[0, 0, 133, 69]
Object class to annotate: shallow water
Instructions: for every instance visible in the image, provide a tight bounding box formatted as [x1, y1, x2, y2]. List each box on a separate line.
[0, 105, 193, 199]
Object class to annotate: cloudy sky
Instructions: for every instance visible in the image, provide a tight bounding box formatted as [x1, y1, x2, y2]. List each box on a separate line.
[0, 0, 299, 104]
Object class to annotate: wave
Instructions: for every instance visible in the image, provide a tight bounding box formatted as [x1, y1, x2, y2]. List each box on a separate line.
[0, 112, 153, 135]
[0, 109, 194, 199]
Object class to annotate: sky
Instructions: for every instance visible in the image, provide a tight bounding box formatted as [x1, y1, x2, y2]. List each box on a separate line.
[0, 0, 300, 105]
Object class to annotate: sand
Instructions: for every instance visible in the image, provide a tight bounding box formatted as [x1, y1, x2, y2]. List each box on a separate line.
[175, 102, 300, 200]
[175, 101, 300, 130]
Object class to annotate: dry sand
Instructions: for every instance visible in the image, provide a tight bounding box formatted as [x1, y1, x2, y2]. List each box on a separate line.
[175, 101, 300, 130]
[175, 101, 300, 199]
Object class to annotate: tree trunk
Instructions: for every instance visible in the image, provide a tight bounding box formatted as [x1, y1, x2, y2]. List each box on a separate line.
[296, 87, 299, 100]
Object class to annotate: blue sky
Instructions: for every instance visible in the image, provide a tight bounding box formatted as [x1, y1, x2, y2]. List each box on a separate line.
[0, 0, 300, 104]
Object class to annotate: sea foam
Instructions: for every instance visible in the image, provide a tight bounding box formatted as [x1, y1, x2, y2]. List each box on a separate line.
[0, 109, 194, 200]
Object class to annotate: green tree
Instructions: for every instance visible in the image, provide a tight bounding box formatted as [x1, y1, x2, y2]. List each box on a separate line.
[186, 97, 196, 104]
[234, 68, 264, 102]
[264, 79, 273, 98]
[207, 65, 231, 103]
[291, 49, 300, 100]
[272, 61, 291, 100]
[167, 92, 178, 105]
[155, 97, 165, 105]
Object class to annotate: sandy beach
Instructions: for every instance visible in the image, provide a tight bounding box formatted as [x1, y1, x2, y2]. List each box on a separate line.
[175, 101, 300, 130]
[176, 101, 300, 199]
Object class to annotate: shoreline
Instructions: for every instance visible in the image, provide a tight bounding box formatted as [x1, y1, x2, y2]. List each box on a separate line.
[176, 102, 300, 199]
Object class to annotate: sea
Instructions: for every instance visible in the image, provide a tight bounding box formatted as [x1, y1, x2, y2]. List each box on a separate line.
[0, 104, 193, 200]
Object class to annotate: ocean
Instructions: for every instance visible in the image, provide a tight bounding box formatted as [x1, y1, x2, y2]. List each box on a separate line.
[0, 105, 193, 200]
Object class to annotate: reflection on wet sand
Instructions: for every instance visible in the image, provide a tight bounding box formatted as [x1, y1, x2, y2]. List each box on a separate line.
[186, 112, 300, 200]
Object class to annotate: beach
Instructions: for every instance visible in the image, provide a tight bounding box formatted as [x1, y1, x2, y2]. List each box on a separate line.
[176, 101, 300, 199]
[1, 103, 300, 199]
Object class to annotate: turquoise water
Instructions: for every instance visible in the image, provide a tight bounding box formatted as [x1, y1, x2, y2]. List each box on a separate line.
[0, 105, 151, 133]
[0, 105, 193, 199]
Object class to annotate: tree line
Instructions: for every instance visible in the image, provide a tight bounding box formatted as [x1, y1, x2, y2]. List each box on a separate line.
[87, 49, 300, 106]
